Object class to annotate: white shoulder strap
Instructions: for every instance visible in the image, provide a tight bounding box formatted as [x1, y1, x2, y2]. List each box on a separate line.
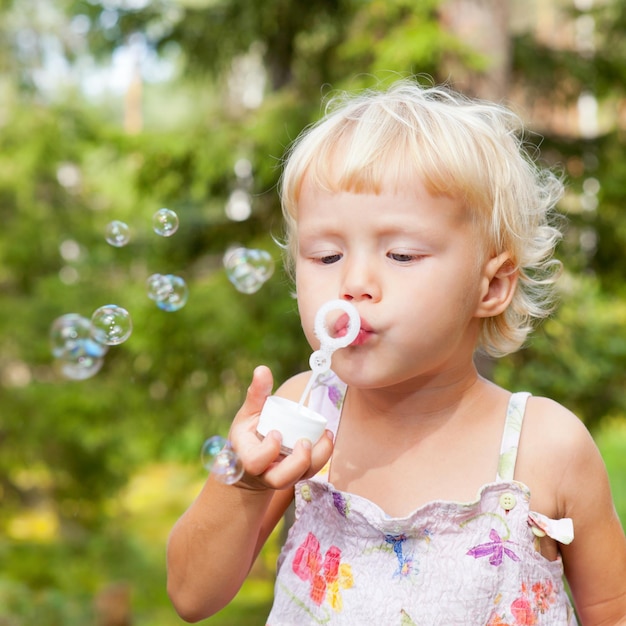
[496, 392, 531, 482]
[307, 371, 347, 437]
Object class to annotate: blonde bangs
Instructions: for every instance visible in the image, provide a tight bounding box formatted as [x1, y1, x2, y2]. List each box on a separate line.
[282, 102, 481, 215]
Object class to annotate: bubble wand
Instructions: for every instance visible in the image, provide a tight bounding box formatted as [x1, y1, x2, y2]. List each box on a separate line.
[256, 299, 360, 454]
[202, 299, 360, 483]
[297, 299, 361, 409]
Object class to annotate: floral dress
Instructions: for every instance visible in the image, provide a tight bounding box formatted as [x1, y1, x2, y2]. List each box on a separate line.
[265, 372, 578, 625]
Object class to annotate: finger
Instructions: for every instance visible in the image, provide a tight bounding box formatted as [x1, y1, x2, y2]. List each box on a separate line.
[229, 366, 273, 438]
[259, 441, 314, 489]
[240, 429, 284, 476]
[304, 429, 335, 478]
[235, 428, 335, 491]
[241, 365, 273, 417]
[258, 431, 330, 488]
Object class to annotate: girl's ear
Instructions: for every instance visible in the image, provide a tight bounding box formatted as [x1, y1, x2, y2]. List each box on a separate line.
[475, 252, 518, 319]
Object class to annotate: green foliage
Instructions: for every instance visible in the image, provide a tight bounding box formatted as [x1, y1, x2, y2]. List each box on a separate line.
[596, 419, 626, 524]
[336, 0, 483, 85]
[494, 276, 626, 429]
[0, 77, 312, 535]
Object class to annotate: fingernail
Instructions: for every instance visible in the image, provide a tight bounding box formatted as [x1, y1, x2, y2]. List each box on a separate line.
[299, 438, 312, 450]
[268, 430, 283, 443]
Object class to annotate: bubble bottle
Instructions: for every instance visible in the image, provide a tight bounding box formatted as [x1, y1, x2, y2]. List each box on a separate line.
[256, 299, 360, 454]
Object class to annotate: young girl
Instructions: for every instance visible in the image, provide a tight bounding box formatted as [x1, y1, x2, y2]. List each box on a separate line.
[167, 81, 626, 625]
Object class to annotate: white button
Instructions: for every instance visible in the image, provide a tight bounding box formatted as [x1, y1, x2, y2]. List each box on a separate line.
[300, 484, 312, 502]
[499, 493, 517, 511]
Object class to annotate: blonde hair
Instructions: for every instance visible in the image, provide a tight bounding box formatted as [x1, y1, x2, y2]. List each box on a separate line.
[279, 80, 564, 357]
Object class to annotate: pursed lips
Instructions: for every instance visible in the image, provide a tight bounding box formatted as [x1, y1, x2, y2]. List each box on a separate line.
[334, 312, 373, 346]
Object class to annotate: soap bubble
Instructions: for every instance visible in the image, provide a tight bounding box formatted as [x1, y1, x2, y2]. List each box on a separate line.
[146, 273, 188, 311]
[152, 208, 179, 237]
[105, 220, 130, 247]
[50, 313, 108, 380]
[90, 305, 133, 345]
[57, 353, 104, 381]
[201, 436, 245, 485]
[146, 273, 170, 302]
[201, 435, 227, 471]
[211, 449, 244, 485]
[50, 313, 109, 359]
[223, 247, 274, 294]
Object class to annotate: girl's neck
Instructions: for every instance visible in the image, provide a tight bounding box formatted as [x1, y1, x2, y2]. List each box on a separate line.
[344, 365, 489, 429]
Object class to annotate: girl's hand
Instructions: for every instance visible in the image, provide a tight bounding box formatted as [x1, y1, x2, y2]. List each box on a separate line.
[227, 365, 334, 491]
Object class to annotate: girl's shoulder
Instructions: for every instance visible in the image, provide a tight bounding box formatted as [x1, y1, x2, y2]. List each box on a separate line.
[521, 395, 596, 461]
[517, 395, 603, 517]
[274, 370, 315, 401]
[276, 370, 347, 411]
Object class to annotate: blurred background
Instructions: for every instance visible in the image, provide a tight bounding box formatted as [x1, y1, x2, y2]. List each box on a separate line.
[0, 0, 625, 623]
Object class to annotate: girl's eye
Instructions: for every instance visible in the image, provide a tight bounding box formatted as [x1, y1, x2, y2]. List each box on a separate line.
[388, 252, 417, 262]
[319, 254, 342, 265]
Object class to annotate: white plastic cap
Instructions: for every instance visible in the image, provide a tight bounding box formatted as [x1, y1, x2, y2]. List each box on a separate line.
[256, 395, 328, 454]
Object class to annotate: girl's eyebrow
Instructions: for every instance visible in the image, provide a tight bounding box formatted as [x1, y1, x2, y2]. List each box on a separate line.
[297, 225, 343, 239]
[298, 225, 446, 250]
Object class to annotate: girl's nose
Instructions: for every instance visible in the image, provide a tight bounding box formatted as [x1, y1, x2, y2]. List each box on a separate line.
[340, 258, 381, 302]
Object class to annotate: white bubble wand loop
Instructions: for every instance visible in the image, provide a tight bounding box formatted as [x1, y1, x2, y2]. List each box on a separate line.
[297, 299, 361, 409]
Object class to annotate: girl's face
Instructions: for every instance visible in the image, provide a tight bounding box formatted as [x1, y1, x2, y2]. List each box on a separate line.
[294, 177, 496, 392]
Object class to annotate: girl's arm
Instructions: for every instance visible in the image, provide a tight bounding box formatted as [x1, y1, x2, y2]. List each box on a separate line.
[552, 404, 626, 625]
[166, 366, 333, 623]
